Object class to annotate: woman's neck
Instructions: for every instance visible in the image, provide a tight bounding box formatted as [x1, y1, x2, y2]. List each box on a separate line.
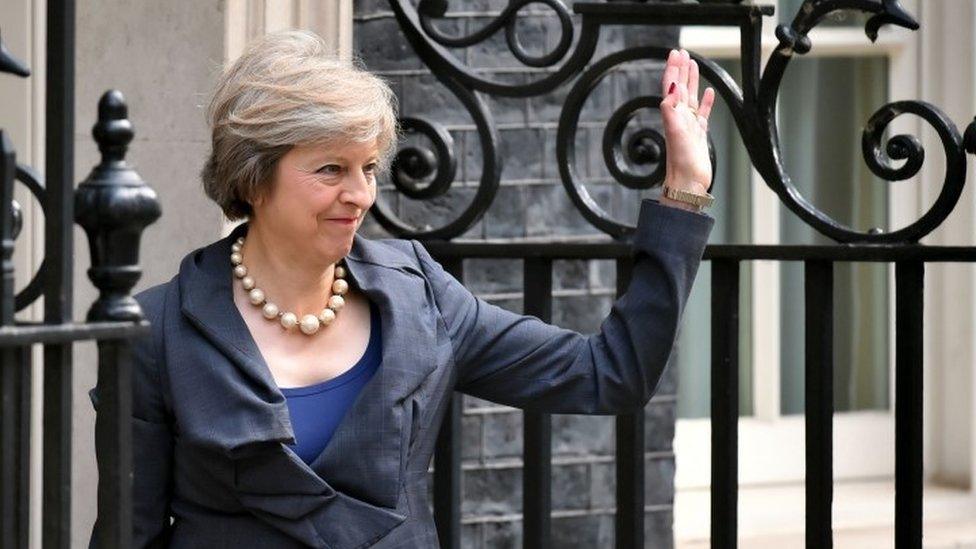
[238, 224, 340, 317]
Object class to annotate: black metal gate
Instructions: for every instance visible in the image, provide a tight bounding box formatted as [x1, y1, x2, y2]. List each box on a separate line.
[380, 1, 976, 548]
[2, 0, 976, 548]
[0, 1, 159, 548]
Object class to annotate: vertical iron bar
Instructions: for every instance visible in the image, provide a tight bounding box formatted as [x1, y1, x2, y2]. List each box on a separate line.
[41, 342, 71, 549]
[434, 257, 463, 549]
[614, 258, 645, 549]
[523, 258, 553, 549]
[45, 0, 75, 319]
[93, 340, 132, 549]
[43, 1, 76, 548]
[804, 260, 834, 548]
[711, 259, 739, 549]
[0, 132, 15, 322]
[0, 346, 31, 549]
[1, 131, 29, 549]
[895, 261, 923, 549]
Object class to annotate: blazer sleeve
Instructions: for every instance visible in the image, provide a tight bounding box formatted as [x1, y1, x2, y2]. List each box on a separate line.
[412, 199, 714, 415]
[88, 286, 174, 549]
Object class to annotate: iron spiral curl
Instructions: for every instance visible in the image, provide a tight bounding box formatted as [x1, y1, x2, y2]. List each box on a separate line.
[391, 0, 600, 97]
[418, 0, 574, 68]
[369, 76, 501, 240]
[858, 101, 966, 242]
[558, 46, 724, 239]
[755, 0, 970, 243]
[389, 117, 457, 201]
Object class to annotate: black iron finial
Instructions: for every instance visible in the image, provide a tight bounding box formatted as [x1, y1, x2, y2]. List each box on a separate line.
[865, 0, 919, 42]
[75, 90, 161, 322]
[0, 29, 30, 78]
[92, 90, 134, 164]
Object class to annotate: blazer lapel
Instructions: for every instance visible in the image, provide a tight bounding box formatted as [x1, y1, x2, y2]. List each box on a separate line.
[174, 225, 440, 547]
[310, 233, 440, 507]
[177, 222, 294, 453]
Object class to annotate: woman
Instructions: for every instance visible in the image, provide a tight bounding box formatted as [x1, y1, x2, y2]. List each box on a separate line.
[89, 30, 716, 548]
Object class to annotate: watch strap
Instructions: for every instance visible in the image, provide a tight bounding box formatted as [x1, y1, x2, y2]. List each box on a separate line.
[663, 184, 714, 209]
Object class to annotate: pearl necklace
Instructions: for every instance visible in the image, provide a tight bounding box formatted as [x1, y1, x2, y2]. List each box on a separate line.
[230, 236, 349, 336]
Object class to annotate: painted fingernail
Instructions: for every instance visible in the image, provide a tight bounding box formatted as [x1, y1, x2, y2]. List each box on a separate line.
[668, 82, 676, 95]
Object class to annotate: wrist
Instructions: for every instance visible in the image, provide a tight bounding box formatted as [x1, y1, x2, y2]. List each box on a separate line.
[664, 177, 709, 195]
[661, 180, 714, 211]
[659, 195, 702, 212]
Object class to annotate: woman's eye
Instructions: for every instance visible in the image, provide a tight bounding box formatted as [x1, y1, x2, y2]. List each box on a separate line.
[364, 163, 377, 175]
[318, 164, 342, 176]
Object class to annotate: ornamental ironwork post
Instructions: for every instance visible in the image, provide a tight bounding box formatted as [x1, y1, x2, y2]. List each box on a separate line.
[76, 89, 161, 548]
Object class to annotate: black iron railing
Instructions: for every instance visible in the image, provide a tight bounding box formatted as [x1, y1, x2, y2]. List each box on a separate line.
[0, 1, 159, 548]
[381, 1, 976, 548]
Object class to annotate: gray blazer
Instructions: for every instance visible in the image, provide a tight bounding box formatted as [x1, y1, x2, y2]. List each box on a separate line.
[88, 199, 713, 548]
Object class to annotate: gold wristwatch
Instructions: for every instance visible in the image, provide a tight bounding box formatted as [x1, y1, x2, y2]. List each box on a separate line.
[662, 184, 714, 210]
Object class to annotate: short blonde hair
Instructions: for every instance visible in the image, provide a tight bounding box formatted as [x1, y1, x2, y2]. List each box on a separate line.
[202, 30, 400, 220]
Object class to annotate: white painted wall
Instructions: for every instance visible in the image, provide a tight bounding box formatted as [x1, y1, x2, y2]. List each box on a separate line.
[916, 1, 976, 491]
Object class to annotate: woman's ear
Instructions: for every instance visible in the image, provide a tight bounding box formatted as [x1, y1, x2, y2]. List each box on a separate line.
[249, 186, 266, 209]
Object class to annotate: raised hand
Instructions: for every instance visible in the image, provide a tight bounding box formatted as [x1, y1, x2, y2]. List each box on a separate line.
[659, 48, 715, 211]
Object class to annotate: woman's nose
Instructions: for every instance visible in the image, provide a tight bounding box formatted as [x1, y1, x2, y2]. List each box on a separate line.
[340, 170, 374, 206]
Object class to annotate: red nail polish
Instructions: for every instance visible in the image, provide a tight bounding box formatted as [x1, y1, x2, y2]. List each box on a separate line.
[668, 82, 676, 95]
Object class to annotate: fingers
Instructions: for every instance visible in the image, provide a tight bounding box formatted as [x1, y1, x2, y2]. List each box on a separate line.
[660, 51, 717, 131]
[659, 75, 681, 132]
[661, 50, 679, 97]
[698, 87, 716, 121]
[662, 49, 699, 111]
[677, 50, 689, 97]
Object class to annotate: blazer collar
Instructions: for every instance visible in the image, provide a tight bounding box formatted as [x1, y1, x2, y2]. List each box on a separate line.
[176, 223, 439, 520]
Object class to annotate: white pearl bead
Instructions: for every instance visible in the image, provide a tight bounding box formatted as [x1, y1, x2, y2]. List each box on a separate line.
[334, 265, 346, 278]
[230, 252, 243, 266]
[332, 278, 349, 295]
[318, 308, 336, 325]
[233, 265, 248, 278]
[241, 276, 255, 290]
[248, 288, 265, 305]
[236, 237, 245, 245]
[280, 312, 298, 330]
[231, 242, 242, 253]
[262, 302, 279, 319]
[328, 294, 345, 311]
[299, 314, 320, 335]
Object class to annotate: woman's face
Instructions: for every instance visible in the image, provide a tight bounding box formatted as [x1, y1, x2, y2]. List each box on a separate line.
[251, 138, 379, 264]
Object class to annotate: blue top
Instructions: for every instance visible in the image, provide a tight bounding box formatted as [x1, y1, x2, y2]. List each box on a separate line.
[281, 301, 382, 465]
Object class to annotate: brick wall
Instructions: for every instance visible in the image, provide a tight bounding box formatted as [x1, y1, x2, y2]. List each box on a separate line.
[354, 2, 680, 546]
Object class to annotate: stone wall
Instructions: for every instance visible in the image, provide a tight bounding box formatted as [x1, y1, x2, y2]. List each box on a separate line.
[354, 2, 680, 547]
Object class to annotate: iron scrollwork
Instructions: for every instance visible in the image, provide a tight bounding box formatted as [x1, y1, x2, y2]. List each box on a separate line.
[757, 0, 968, 243]
[0, 30, 49, 314]
[1, 28, 160, 318]
[557, 46, 718, 238]
[384, 0, 976, 244]
[368, 77, 501, 239]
